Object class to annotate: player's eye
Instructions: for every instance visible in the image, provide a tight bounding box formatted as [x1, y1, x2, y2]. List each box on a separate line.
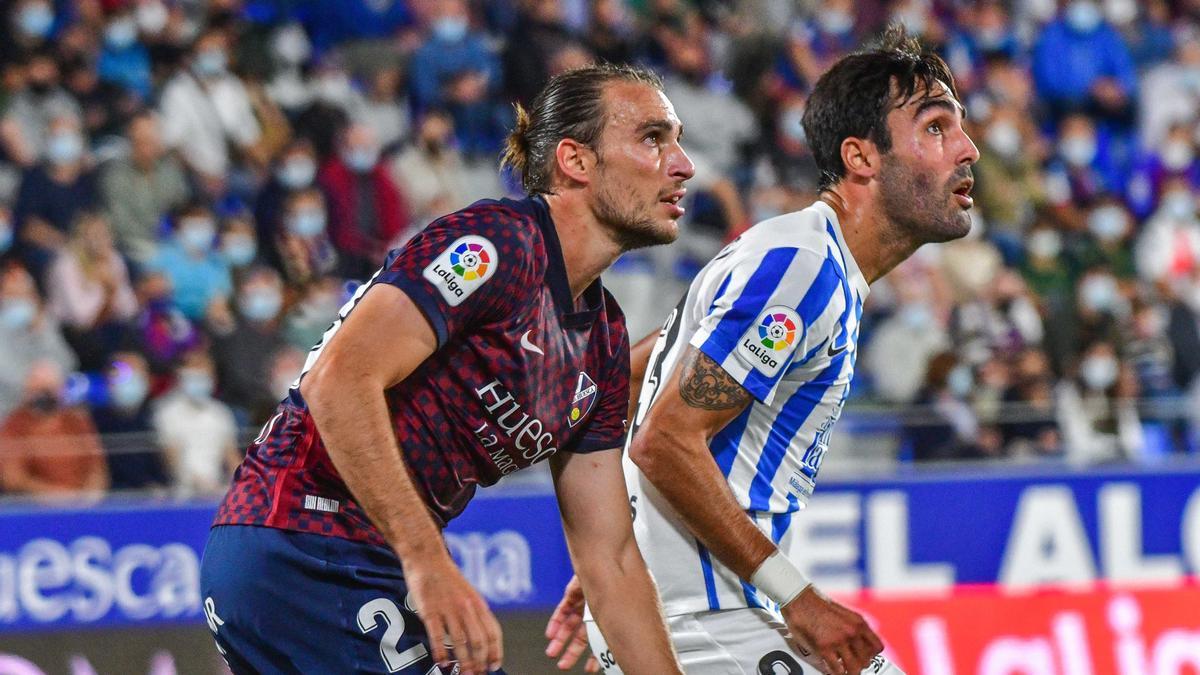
[927, 121, 944, 135]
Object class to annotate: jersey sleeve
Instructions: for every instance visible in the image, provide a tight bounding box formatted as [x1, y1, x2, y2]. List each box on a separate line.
[570, 295, 631, 454]
[688, 246, 843, 405]
[373, 205, 539, 347]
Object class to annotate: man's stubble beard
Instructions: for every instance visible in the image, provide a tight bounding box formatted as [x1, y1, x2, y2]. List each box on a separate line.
[592, 164, 678, 252]
[878, 155, 973, 245]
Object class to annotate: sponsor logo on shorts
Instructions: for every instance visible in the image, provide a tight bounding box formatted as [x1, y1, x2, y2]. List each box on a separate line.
[737, 306, 802, 377]
[568, 372, 598, 427]
[422, 235, 498, 306]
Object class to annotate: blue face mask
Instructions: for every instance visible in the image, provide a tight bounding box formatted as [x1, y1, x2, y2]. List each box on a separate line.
[344, 148, 378, 173]
[0, 299, 36, 329]
[1065, 0, 1102, 33]
[222, 234, 257, 267]
[105, 18, 138, 49]
[239, 289, 282, 321]
[432, 17, 468, 42]
[178, 219, 216, 253]
[0, 222, 12, 253]
[287, 209, 326, 238]
[276, 158, 316, 189]
[178, 369, 214, 400]
[109, 371, 149, 410]
[17, 4, 54, 38]
[46, 133, 84, 165]
[194, 49, 227, 77]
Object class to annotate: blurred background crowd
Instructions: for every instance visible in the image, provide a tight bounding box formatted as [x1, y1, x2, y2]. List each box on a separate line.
[0, 0, 1198, 501]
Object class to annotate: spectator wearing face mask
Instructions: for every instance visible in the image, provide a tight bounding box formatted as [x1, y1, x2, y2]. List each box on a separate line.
[210, 265, 286, 423]
[275, 187, 336, 286]
[391, 110, 468, 234]
[254, 139, 318, 267]
[100, 111, 192, 262]
[158, 27, 264, 193]
[218, 211, 259, 275]
[97, 7, 152, 100]
[971, 106, 1044, 246]
[0, 359, 108, 497]
[1044, 113, 1124, 215]
[148, 203, 233, 322]
[130, 270, 202, 375]
[91, 351, 168, 491]
[1001, 347, 1063, 459]
[1074, 266, 1128, 356]
[1135, 179, 1200, 285]
[12, 113, 97, 280]
[905, 352, 993, 462]
[1, 48, 79, 167]
[1139, 31, 1200, 153]
[45, 211, 137, 370]
[0, 263, 76, 421]
[1077, 196, 1136, 278]
[408, 0, 504, 155]
[317, 122, 409, 279]
[2, 0, 57, 64]
[152, 348, 238, 496]
[1056, 340, 1144, 463]
[1032, 0, 1137, 126]
[1126, 122, 1200, 219]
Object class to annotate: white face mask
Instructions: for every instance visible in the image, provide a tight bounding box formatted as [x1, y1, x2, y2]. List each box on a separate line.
[1161, 191, 1196, 221]
[1087, 205, 1128, 242]
[1080, 355, 1118, 391]
[1028, 229, 1062, 259]
[986, 122, 1021, 158]
[1080, 274, 1119, 313]
[1161, 141, 1195, 171]
[1060, 135, 1097, 167]
[1066, 0, 1103, 32]
[136, 1, 169, 35]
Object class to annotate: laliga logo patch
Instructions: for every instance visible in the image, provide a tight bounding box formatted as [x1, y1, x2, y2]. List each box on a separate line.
[422, 235, 498, 306]
[737, 305, 802, 377]
[567, 372, 598, 427]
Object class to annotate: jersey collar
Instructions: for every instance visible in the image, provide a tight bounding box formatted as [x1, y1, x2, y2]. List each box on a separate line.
[531, 194, 604, 328]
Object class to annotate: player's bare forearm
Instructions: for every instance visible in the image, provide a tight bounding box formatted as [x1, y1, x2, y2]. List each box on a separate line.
[299, 284, 447, 565]
[550, 450, 683, 674]
[303, 367, 446, 564]
[628, 346, 775, 580]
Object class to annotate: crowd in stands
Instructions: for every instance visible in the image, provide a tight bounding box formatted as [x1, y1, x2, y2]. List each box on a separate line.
[0, 0, 1198, 499]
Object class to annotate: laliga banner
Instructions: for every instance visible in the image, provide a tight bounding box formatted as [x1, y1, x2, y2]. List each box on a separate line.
[0, 465, 1197, 635]
[853, 583, 1200, 674]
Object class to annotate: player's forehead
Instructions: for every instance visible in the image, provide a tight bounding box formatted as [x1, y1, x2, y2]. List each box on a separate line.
[600, 81, 681, 136]
[892, 78, 964, 120]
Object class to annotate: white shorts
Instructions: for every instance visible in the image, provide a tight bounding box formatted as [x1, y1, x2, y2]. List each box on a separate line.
[585, 608, 817, 675]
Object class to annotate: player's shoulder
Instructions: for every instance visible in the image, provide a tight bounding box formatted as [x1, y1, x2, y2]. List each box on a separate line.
[420, 197, 549, 275]
[737, 201, 838, 260]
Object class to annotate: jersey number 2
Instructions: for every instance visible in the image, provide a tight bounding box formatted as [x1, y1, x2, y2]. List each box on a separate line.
[357, 598, 430, 673]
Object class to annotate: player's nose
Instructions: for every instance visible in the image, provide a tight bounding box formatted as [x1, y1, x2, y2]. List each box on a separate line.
[959, 128, 981, 166]
[669, 145, 696, 183]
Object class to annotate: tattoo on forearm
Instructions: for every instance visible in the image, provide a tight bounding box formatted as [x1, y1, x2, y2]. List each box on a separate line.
[678, 348, 753, 411]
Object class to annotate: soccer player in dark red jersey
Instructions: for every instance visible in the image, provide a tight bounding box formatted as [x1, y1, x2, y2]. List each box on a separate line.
[199, 64, 694, 675]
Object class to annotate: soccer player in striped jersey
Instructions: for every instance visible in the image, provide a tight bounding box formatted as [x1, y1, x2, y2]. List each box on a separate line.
[547, 27, 979, 675]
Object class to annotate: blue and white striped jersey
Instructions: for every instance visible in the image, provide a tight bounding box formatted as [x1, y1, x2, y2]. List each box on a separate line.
[622, 200, 869, 617]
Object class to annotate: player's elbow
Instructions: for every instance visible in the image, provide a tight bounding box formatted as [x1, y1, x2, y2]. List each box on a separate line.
[628, 423, 684, 484]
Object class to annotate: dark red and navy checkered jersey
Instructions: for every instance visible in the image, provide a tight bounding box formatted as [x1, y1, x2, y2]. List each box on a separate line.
[214, 196, 630, 545]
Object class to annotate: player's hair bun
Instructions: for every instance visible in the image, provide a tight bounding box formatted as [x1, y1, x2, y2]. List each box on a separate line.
[501, 102, 532, 176]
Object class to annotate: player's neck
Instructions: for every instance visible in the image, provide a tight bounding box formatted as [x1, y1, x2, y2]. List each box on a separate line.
[543, 193, 623, 300]
[819, 190, 920, 284]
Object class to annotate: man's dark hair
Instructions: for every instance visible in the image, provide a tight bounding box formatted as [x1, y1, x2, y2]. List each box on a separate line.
[501, 63, 663, 195]
[802, 25, 958, 191]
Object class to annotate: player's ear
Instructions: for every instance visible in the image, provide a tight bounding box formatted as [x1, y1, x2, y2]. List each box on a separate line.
[840, 136, 880, 181]
[554, 138, 595, 187]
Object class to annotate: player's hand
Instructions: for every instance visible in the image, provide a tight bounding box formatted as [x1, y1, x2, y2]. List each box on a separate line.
[781, 586, 883, 675]
[544, 575, 600, 672]
[405, 554, 503, 675]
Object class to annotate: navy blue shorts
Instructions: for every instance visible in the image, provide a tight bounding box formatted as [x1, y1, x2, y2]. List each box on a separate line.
[200, 525, 508, 675]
